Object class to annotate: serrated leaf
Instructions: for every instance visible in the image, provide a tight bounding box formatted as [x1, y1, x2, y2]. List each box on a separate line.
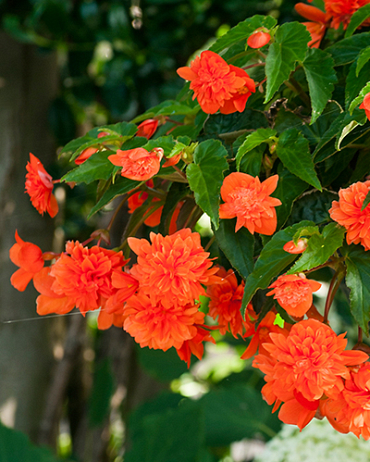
[100, 121, 138, 137]
[345, 4, 370, 38]
[303, 48, 337, 124]
[236, 128, 276, 170]
[62, 151, 117, 184]
[88, 177, 139, 218]
[276, 129, 321, 190]
[326, 32, 370, 66]
[143, 135, 175, 156]
[349, 81, 370, 114]
[292, 225, 319, 243]
[239, 146, 263, 177]
[343, 245, 370, 334]
[287, 190, 337, 226]
[356, 46, 370, 76]
[241, 221, 315, 314]
[186, 140, 229, 228]
[209, 15, 277, 54]
[287, 223, 345, 274]
[213, 219, 254, 279]
[265, 22, 310, 102]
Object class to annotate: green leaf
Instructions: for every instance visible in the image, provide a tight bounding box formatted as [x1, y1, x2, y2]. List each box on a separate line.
[343, 245, 370, 334]
[345, 60, 370, 110]
[210, 15, 277, 54]
[335, 109, 367, 151]
[143, 135, 175, 157]
[187, 140, 229, 228]
[349, 81, 370, 114]
[356, 46, 370, 76]
[287, 223, 345, 274]
[62, 151, 118, 184]
[241, 220, 315, 314]
[137, 345, 189, 382]
[265, 22, 310, 102]
[326, 32, 370, 66]
[88, 177, 138, 218]
[276, 129, 322, 190]
[132, 100, 198, 123]
[88, 359, 115, 427]
[287, 190, 337, 225]
[213, 219, 254, 279]
[100, 121, 138, 137]
[362, 190, 370, 211]
[239, 146, 263, 176]
[236, 128, 276, 170]
[345, 4, 370, 38]
[303, 48, 337, 124]
[158, 183, 190, 235]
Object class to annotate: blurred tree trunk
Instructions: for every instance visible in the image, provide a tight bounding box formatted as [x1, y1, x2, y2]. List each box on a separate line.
[0, 32, 59, 442]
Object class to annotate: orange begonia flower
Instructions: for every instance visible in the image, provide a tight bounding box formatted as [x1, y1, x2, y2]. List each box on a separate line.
[177, 50, 255, 114]
[267, 273, 322, 317]
[359, 93, 370, 121]
[219, 172, 281, 234]
[176, 324, 215, 367]
[283, 239, 308, 254]
[207, 267, 256, 338]
[295, 3, 329, 48]
[104, 270, 139, 314]
[325, 0, 370, 29]
[128, 229, 220, 308]
[75, 132, 110, 165]
[329, 180, 370, 250]
[247, 30, 271, 49]
[25, 153, 58, 218]
[108, 147, 163, 182]
[127, 180, 163, 227]
[9, 230, 45, 291]
[136, 119, 159, 139]
[123, 292, 205, 350]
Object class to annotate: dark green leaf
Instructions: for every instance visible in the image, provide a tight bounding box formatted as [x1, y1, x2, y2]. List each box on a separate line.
[241, 221, 315, 314]
[62, 151, 116, 184]
[349, 82, 370, 114]
[276, 129, 321, 190]
[303, 48, 337, 124]
[236, 128, 276, 170]
[132, 100, 198, 123]
[343, 245, 370, 334]
[345, 60, 370, 110]
[210, 15, 277, 54]
[187, 140, 229, 228]
[88, 359, 115, 427]
[100, 121, 138, 137]
[239, 146, 263, 176]
[286, 190, 337, 226]
[318, 148, 357, 187]
[137, 345, 189, 382]
[265, 22, 310, 102]
[326, 32, 370, 66]
[158, 183, 190, 235]
[213, 219, 254, 279]
[88, 177, 139, 218]
[143, 135, 175, 157]
[287, 223, 345, 274]
[345, 4, 370, 38]
[356, 46, 370, 75]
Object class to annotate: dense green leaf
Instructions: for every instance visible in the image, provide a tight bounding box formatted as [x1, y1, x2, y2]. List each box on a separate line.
[287, 223, 345, 274]
[88, 359, 115, 427]
[303, 48, 337, 124]
[343, 245, 370, 334]
[345, 60, 370, 110]
[286, 190, 337, 226]
[137, 345, 189, 382]
[349, 81, 370, 114]
[265, 22, 310, 102]
[236, 128, 276, 170]
[356, 46, 370, 76]
[318, 148, 357, 187]
[132, 100, 199, 123]
[62, 150, 119, 184]
[335, 110, 367, 151]
[143, 135, 175, 157]
[213, 219, 254, 279]
[326, 32, 370, 66]
[210, 15, 277, 54]
[88, 177, 139, 218]
[239, 146, 263, 176]
[187, 140, 229, 228]
[349, 151, 370, 183]
[276, 129, 321, 190]
[241, 221, 315, 314]
[158, 183, 190, 235]
[345, 4, 370, 37]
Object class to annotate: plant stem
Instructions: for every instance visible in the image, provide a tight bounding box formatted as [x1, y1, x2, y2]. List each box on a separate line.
[285, 76, 311, 108]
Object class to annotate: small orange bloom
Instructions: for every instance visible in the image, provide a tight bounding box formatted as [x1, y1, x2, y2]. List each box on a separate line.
[105, 270, 139, 314]
[177, 50, 255, 114]
[329, 180, 370, 250]
[283, 239, 308, 254]
[359, 93, 370, 121]
[325, 0, 370, 29]
[207, 267, 256, 338]
[267, 273, 322, 317]
[25, 153, 58, 218]
[128, 229, 220, 308]
[128, 180, 163, 227]
[123, 292, 205, 350]
[219, 172, 281, 234]
[108, 147, 163, 182]
[136, 119, 159, 139]
[9, 230, 44, 291]
[295, 3, 329, 48]
[247, 29, 271, 49]
[176, 324, 215, 367]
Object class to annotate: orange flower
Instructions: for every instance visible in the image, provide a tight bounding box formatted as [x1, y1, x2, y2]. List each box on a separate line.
[128, 229, 220, 308]
[219, 172, 281, 234]
[176, 324, 215, 367]
[247, 29, 271, 49]
[267, 273, 322, 317]
[207, 267, 256, 338]
[283, 239, 308, 254]
[122, 292, 205, 350]
[128, 180, 163, 227]
[75, 132, 110, 165]
[105, 270, 139, 314]
[325, 0, 370, 29]
[25, 153, 58, 218]
[218, 65, 256, 115]
[177, 50, 255, 114]
[329, 180, 370, 250]
[295, 3, 329, 48]
[9, 230, 44, 291]
[359, 93, 370, 121]
[49, 241, 128, 314]
[136, 119, 159, 139]
[108, 147, 163, 181]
